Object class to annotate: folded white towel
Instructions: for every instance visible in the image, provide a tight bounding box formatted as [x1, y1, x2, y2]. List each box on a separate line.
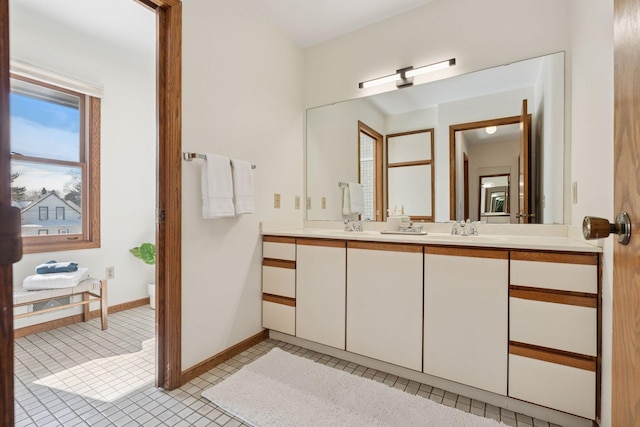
[23, 268, 90, 290]
[342, 185, 352, 215]
[347, 182, 365, 215]
[231, 159, 254, 215]
[202, 154, 235, 219]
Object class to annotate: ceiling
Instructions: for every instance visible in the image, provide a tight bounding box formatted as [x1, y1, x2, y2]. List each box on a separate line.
[246, 0, 441, 48]
[12, 0, 440, 52]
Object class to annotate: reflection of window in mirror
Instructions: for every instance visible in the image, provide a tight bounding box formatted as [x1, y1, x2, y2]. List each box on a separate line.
[386, 128, 435, 222]
[358, 121, 383, 221]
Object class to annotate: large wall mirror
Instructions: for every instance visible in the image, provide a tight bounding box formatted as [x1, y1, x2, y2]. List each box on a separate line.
[306, 52, 565, 224]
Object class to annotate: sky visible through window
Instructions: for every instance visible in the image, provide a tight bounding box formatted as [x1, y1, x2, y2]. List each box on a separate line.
[11, 92, 80, 194]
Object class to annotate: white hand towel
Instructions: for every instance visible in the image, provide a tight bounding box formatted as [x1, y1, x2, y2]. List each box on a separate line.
[342, 185, 351, 215]
[202, 154, 235, 219]
[348, 182, 365, 214]
[231, 159, 254, 214]
[23, 268, 90, 290]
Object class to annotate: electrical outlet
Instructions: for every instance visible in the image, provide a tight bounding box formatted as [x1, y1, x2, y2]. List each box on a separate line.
[295, 195, 300, 210]
[307, 197, 312, 209]
[105, 266, 115, 280]
[322, 197, 326, 209]
[274, 193, 281, 208]
[572, 182, 578, 204]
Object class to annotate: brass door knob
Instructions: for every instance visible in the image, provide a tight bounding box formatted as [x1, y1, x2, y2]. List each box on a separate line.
[582, 213, 631, 245]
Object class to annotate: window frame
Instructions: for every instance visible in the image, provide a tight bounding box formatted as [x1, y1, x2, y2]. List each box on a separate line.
[10, 74, 100, 254]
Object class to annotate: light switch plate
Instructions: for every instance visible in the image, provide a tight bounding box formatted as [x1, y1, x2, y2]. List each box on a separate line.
[295, 196, 300, 209]
[322, 197, 326, 209]
[274, 193, 281, 208]
[105, 266, 115, 280]
[572, 182, 578, 204]
[307, 197, 311, 209]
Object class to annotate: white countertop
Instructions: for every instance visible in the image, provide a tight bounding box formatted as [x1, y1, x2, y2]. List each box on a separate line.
[261, 222, 602, 253]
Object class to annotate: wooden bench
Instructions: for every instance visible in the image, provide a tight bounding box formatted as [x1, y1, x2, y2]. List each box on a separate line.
[13, 278, 108, 330]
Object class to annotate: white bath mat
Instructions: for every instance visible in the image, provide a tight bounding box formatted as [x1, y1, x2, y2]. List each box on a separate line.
[202, 347, 505, 427]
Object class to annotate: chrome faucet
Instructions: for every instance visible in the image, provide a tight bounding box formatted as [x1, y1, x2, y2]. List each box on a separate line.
[451, 219, 478, 236]
[344, 219, 363, 232]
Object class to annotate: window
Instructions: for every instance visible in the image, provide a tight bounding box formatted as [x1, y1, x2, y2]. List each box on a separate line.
[39, 206, 48, 221]
[10, 74, 101, 253]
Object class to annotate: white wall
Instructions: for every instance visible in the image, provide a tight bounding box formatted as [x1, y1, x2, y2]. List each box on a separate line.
[10, 0, 156, 325]
[181, 0, 304, 370]
[569, 0, 614, 425]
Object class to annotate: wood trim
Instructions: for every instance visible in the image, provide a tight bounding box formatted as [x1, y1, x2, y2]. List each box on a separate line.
[0, 0, 15, 423]
[424, 246, 508, 259]
[263, 258, 296, 269]
[348, 240, 423, 253]
[387, 128, 435, 138]
[358, 121, 384, 221]
[509, 285, 597, 308]
[510, 341, 597, 372]
[296, 238, 346, 248]
[263, 293, 296, 307]
[511, 250, 598, 265]
[154, 0, 182, 391]
[263, 235, 296, 244]
[449, 115, 522, 220]
[387, 160, 432, 168]
[180, 330, 269, 384]
[13, 297, 150, 339]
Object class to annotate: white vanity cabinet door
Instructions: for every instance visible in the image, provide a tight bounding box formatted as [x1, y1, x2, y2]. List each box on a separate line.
[296, 239, 346, 350]
[262, 236, 297, 335]
[424, 247, 509, 395]
[346, 242, 423, 371]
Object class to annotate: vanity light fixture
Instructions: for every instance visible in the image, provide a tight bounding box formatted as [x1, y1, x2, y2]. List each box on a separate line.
[358, 58, 456, 89]
[485, 126, 497, 135]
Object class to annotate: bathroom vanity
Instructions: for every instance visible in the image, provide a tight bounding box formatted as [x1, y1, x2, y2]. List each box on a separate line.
[261, 227, 601, 423]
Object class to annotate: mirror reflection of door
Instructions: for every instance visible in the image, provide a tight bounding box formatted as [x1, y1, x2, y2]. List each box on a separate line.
[357, 121, 383, 221]
[450, 103, 533, 224]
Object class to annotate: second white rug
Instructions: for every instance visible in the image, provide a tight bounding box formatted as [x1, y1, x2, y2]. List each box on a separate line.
[202, 347, 505, 427]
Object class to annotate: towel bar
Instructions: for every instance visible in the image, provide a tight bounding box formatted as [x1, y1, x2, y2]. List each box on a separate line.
[183, 152, 256, 169]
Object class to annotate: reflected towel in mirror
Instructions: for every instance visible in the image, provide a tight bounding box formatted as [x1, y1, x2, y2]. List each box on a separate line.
[342, 182, 364, 215]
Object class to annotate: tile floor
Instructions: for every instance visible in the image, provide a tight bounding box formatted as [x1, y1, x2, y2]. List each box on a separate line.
[14, 306, 561, 426]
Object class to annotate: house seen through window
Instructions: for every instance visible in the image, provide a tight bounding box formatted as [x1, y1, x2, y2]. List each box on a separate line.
[10, 74, 101, 253]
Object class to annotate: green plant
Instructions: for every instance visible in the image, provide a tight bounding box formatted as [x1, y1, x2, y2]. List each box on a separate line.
[129, 242, 156, 265]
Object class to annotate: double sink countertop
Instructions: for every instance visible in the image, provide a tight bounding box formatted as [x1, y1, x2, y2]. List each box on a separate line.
[261, 221, 603, 253]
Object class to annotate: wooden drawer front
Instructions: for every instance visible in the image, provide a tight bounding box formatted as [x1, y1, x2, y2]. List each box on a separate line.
[262, 266, 295, 298]
[510, 297, 597, 356]
[509, 354, 595, 419]
[263, 241, 296, 261]
[262, 300, 295, 336]
[510, 259, 597, 294]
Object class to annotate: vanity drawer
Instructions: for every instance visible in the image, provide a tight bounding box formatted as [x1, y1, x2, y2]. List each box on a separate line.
[262, 260, 296, 298]
[510, 297, 597, 356]
[509, 353, 595, 419]
[263, 237, 296, 261]
[262, 298, 295, 336]
[510, 252, 598, 294]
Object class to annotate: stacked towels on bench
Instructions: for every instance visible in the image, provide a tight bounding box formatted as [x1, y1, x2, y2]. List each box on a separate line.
[23, 261, 89, 290]
[36, 261, 78, 274]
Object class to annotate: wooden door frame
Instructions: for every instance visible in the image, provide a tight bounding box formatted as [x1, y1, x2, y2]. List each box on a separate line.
[357, 121, 384, 221]
[449, 115, 525, 220]
[0, 0, 182, 423]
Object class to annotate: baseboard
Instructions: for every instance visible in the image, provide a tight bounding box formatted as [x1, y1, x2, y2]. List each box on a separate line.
[14, 297, 151, 339]
[180, 330, 269, 385]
